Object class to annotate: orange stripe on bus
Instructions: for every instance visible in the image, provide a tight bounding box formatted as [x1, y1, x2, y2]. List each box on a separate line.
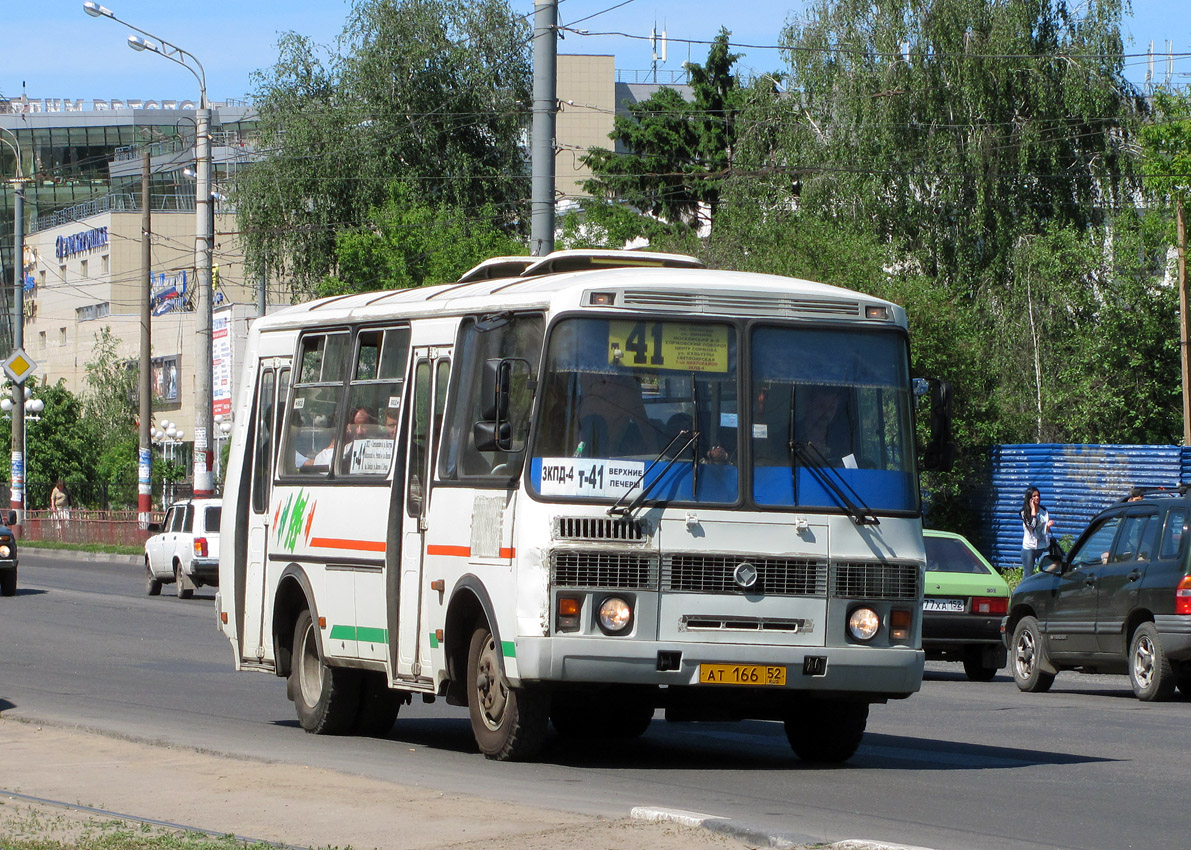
[427, 544, 471, 557]
[426, 545, 516, 559]
[310, 537, 387, 552]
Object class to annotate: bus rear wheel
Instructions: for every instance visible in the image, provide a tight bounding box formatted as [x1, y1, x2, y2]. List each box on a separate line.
[467, 625, 547, 761]
[784, 700, 868, 763]
[290, 608, 361, 735]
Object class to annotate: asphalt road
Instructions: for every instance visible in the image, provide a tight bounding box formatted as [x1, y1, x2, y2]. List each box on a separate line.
[3, 550, 1188, 850]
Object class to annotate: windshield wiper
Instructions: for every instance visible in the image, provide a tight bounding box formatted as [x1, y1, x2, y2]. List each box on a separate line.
[789, 440, 880, 526]
[608, 430, 700, 517]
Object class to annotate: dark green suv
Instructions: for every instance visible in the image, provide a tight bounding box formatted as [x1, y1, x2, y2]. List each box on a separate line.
[1003, 488, 1191, 701]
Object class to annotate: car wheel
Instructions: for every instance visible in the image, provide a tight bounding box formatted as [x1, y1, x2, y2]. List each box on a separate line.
[467, 623, 548, 761]
[0, 567, 15, 598]
[962, 647, 999, 682]
[1012, 616, 1055, 693]
[290, 608, 361, 734]
[174, 562, 193, 599]
[145, 561, 162, 596]
[1129, 622, 1176, 702]
[784, 700, 868, 763]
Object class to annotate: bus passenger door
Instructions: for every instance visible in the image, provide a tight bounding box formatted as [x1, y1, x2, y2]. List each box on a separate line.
[397, 349, 451, 681]
[241, 359, 289, 663]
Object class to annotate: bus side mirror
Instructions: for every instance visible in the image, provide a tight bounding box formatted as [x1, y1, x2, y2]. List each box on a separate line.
[479, 359, 510, 421]
[4, 510, 15, 527]
[475, 358, 529, 452]
[917, 377, 955, 472]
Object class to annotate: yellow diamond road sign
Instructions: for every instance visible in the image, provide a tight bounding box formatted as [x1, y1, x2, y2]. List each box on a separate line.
[3, 349, 37, 384]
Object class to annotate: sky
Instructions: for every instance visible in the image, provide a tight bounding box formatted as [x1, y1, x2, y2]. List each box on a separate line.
[1, 0, 1189, 105]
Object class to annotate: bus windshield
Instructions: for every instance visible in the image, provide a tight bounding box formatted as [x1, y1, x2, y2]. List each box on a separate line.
[750, 325, 917, 512]
[530, 317, 917, 513]
[531, 316, 739, 504]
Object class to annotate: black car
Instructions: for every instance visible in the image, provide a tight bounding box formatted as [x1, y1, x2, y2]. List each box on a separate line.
[0, 510, 18, 597]
[1003, 488, 1191, 701]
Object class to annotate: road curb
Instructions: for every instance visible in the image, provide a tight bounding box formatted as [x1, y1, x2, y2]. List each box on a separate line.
[630, 806, 939, 850]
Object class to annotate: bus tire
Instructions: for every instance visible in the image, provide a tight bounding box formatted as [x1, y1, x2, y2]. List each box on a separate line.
[784, 700, 868, 763]
[467, 625, 547, 761]
[291, 608, 361, 735]
[351, 671, 403, 737]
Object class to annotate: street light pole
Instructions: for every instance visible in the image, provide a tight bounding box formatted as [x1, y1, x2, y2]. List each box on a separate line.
[84, 1, 214, 497]
[3, 128, 26, 528]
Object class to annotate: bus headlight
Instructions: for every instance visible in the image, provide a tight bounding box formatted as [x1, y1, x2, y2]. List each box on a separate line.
[847, 607, 880, 641]
[597, 596, 633, 634]
[0, 544, 10, 558]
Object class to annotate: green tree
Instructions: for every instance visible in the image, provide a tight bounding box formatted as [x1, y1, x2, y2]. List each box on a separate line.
[318, 181, 526, 295]
[82, 327, 138, 497]
[765, 0, 1143, 288]
[233, 0, 531, 295]
[581, 29, 743, 232]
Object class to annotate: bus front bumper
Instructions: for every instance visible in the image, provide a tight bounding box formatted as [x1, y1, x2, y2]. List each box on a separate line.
[512, 636, 924, 699]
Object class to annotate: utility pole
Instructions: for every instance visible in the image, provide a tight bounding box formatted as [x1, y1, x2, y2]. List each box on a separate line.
[138, 149, 153, 524]
[1178, 194, 1189, 446]
[193, 103, 214, 496]
[530, 0, 557, 256]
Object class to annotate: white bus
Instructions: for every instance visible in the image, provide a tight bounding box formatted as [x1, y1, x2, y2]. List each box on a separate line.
[216, 249, 952, 763]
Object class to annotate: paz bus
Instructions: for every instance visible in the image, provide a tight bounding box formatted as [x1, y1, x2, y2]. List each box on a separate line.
[216, 249, 952, 763]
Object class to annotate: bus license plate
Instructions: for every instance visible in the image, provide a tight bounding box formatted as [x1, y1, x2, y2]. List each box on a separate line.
[699, 664, 787, 686]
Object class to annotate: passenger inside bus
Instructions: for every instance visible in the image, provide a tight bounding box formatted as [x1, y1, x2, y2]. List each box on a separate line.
[794, 385, 855, 466]
[576, 373, 664, 458]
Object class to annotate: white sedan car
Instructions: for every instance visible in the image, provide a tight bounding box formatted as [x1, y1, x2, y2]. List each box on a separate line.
[145, 499, 221, 599]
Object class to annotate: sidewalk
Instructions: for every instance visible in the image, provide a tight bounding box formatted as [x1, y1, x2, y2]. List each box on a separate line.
[0, 717, 756, 850]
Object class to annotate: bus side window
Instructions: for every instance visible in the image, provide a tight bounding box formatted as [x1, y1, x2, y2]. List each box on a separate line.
[338, 327, 409, 477]
[441, 313, 543, 481]
[407, 360, 432, 516]
[251, 369, 276, 514]
[281, 332, 349, 476]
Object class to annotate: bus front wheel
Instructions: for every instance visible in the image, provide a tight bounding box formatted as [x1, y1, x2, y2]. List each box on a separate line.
[784, 700, 868, 763]
[290, 608, 361, 735]
[466, 625, 547, 761]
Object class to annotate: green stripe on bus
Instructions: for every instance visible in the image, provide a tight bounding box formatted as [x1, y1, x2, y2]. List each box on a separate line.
[357, 627, 387, 644]
[328, 625, 388, 643]
[502, 640, 515, 658]
[429, 633, 440, 648]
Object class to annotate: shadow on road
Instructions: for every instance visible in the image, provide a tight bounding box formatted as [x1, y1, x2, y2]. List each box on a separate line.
[261, 712, 1117, 773]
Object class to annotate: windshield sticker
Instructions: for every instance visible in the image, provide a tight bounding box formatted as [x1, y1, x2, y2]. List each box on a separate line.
[608, 322, 729, 373]
[539, 458, 645, 498]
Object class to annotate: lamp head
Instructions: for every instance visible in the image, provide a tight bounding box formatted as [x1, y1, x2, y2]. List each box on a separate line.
[83, 2, 113, 18]
[127, 34, 155, 52]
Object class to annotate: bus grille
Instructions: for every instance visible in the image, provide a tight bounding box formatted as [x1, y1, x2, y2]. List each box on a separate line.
[553, 516, 647, 542]
[831, 561, 920, 600]
[662, 555, 828, 596]
[550, 551, 659, 589]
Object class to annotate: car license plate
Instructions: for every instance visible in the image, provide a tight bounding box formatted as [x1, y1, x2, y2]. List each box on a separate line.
[699, 664, 786, 686]
[923, 597, 966, 613]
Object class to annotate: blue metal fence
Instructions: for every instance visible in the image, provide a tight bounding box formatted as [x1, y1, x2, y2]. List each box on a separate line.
[980, 444, 1191, 570]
